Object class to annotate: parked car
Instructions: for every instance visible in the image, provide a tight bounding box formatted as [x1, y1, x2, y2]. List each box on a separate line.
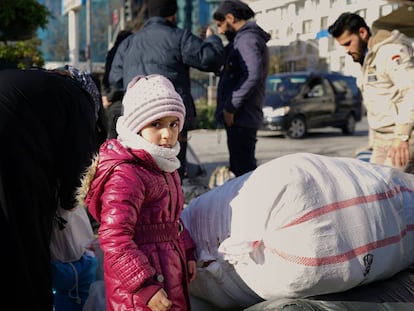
[261, 71, 363, 138]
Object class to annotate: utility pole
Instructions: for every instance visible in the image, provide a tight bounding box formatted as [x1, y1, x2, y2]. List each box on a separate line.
[67, 9, 80, 68]
[86, 0, 92, 73]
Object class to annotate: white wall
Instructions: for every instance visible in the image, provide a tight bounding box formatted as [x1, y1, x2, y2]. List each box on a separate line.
[248, 0, 397, 76]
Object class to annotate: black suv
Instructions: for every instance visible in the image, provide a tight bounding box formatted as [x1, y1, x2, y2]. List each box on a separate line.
[261, 71, 363, 138]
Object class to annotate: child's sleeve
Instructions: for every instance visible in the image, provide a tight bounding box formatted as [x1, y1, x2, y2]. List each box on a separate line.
[180, 221, 197, 262]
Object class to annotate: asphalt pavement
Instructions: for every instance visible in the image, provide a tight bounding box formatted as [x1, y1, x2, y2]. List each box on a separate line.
[186, 116, 370, 184]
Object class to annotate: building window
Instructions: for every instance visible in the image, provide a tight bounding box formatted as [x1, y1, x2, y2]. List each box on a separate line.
[328, 36, 336, 52]
[304, 0, 313, 11]
[287, 24, 294, 37]
[303, 19, 313, 34]
[379, 4, 393, 16]
[275, 8, 282, 20]
[296, 1, 305, 16]
[339, 56, 346, 72]
[346, 0, 357, 4]
[329, 0, 337, 8]
[355, 8, 366, 19]
[287, 60, 296, 72]
[288, 3, 296, 16]
[321, 16, 328, 30]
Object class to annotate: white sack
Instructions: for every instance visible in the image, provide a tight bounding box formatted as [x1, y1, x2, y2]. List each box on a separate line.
[182, 174, 249, 261]
[50, 204, 95, 263]
[182, 173, 263, 309]
[183, 152, 414, 307]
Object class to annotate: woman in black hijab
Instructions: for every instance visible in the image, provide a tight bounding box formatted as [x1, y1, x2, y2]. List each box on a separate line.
[0, 66, 105, 310]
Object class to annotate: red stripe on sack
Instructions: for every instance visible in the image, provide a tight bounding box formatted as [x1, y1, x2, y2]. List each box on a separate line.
[278, 186, 414, 230]
[392, 54, 401, 60]
[270, 225, 414, 266]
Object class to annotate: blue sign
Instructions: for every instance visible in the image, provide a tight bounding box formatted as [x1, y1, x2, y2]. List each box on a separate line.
[316, 29, 329, 40]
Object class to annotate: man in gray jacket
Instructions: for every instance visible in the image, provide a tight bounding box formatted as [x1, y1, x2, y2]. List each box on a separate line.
[329, 12, 414, 173]
[110, 0, 224, 181]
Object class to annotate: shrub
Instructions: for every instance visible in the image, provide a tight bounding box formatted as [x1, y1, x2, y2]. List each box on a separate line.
[0, 0, 50, 69]
[0, 0, 51, 42]
[0, 39, 44, 69]
[196, 99, 216, 129]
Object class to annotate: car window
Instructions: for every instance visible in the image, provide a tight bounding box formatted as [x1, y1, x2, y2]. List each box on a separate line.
[266, 77, 283, 92]
[309, 84, 324, 97]
[287, 77, 307, 96]
[328, 75, 361, 98]
[343, 77, 361, 98]
[266, 75, 307, 97]
[322, 79, 334, 97]
[305, 77, 324, 97]
[331, 80, 348, 94]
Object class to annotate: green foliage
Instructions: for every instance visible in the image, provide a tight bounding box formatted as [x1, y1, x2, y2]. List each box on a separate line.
[196, 100, 217, 129]
[0, 0, 50, 69]
[0, 39, 44, 69]
[0, 0, 50, 32]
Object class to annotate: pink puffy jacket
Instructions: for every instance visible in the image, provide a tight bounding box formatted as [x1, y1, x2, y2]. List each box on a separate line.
[83, 139, 195, 311]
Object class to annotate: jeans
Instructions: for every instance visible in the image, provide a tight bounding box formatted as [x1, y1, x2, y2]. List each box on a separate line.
[226, 126, 258, 177]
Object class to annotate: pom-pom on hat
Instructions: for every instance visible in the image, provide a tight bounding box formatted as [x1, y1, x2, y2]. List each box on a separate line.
[148, 0, 178, 17]
[119, 74, 185, 135]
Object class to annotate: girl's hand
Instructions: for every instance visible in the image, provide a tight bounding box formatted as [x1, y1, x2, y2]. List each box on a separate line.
[187, 260, 197, 282]
[147, 288, 172, 311]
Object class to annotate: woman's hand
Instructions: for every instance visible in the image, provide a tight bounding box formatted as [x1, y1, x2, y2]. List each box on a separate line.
[147, 288, 172, 311]
[187, 260, 197, 282]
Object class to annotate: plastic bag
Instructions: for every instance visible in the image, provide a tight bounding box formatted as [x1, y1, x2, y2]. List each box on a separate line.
[50, 205, 95, 262]
[51, 251, 98, 311]
[82, 280, 106, 311]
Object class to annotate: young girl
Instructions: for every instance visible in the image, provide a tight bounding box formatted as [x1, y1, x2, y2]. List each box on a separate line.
[78, 74, 197, 311]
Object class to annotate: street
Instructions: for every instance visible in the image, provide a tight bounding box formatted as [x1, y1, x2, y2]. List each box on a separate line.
[187, 117, 370, 180]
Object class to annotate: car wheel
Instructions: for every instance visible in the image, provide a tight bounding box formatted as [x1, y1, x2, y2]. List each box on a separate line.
[342, 114, 356, 135]
[286, 116, 306, 139]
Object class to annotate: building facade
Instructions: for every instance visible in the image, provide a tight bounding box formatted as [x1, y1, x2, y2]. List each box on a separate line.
[39, 0, 215, 67]
[40, 0, 408, 77]
[248, 0, 402, 77]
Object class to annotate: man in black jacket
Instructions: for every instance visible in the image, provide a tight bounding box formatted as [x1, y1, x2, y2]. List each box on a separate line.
[213, 0, 270, 177]
[102, 30, 133, 139]
[110, 0, 224, 181]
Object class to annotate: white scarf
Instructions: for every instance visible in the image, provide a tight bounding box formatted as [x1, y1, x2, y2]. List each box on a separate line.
[116, 121, 181, 173]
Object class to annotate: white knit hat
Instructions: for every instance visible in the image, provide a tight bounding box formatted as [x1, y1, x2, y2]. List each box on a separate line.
[118, 74, 185, 134]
